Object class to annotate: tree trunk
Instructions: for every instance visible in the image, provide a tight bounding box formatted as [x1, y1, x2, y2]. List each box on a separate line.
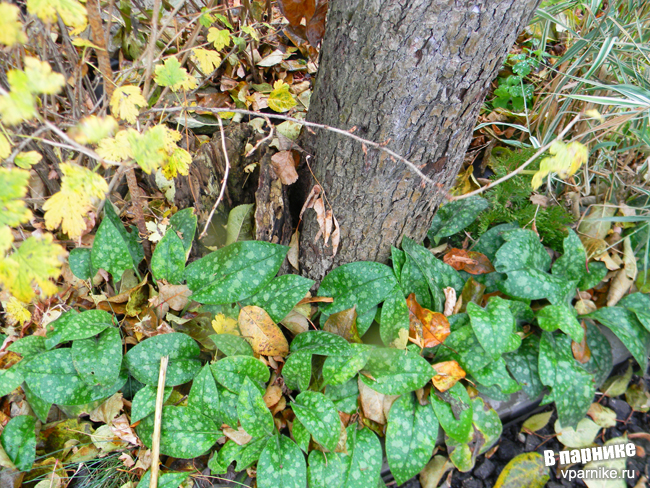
[300, 0, 540, 281]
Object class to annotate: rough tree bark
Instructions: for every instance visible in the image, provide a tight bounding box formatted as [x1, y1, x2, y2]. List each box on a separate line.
[300, 0, 540, 281]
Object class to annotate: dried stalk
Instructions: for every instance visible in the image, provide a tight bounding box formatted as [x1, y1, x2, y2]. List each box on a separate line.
[86, 0, 115, 105]
[149, 355, 169, 488]
[199, 116, 230, 239]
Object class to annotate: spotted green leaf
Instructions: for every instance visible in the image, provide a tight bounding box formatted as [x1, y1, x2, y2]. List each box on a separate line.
[72, 327, 122, 386]
[131, 384, 172, 423]
[0, 367, 24, 396]
[578, 322, 612, 387]
[138, 470, 189, 488]
[434, 325, 492, 375]
[537, 304, 583, 342]
[472, 358, 520, 394]
[552, 229, 586, 282]
[92, 201, 143, 277]
[185, 241, 288, 304]
[472, 397, 502, 454]
[137, 405, 220, 458]
[498, 268, 575, 305]
[578, 262, 608, 291]
[189, 364, 220, 421]
[402, 237, 464, 293]
[8, 335, 45, 360]
[360, 348, 431, 395]
[23, 348, 126, 405]
[386, 393, 439, 485]
[446, 437, 474, 472]
[399, 254, 434, 310]
[225, 203, 254, 245]
[340, 426, 381, 488]
[308, 450, 343, 488]
[45, 310, 113, 349]
[211, 439, 242, 474]
[325, 378, 359, 414]
[538, 333, 595, 428]
[430, 383, 473, 443]
[619, 292, 650, 332]
[428, 196, 488, 240]
[242, 274, 314, 322]
[209, 333, 255, 357]
[504, 335, 544, 400]
[317, 262, 398, 315]
[69, 248, 94, 280]
[467, 297, 521, 361]
[235, 436, 271, 470]
[322, 344, 372, 386]
[586, 306, 650, 371]
[292, 417, 310, 452]
[238, 377, 274, 438]
[23, 383, 51, 422]
[391, 246, 406, 281]
[216, 384, 239, 427]
[292, 391, 340, 452]
[473, 223, 519, 261]
[494, 229, 551, 273]
[282, 351, 312, 391]
[151, 229, 185, 284]
[257, 434, 307, 488]
[290, 330, 353, 356]
[169, 208, 197, 259]
[379, 287, 409, 347]
[125, 333, 201, 387]
[494, 452, 549, 487]
[0, 415, 35, 471]
[211, 355, 269, 394]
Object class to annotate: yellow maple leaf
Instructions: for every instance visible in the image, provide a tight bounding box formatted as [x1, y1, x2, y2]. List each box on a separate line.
[162, 147, 192, 179]
[23, 57, 66, 95]
[96, 129, 136, 162]
[5, 297, 31, 325]
[0, 3, 26, 47]
[531, 141, 588, 190]
[26, 0, 87, 29]
[127, 125, 167, 174]
[192, 48, 222, 74]
[207, 28, 231, 51]
[163, 127, 182, 151]
[212, 313, 240, 335]
[0, 133, 10, 159]
[0, 234, 64, 302]
[110, 86, 147, 124]
[70, 115, 118, 144]
[0, 227, 13, 253]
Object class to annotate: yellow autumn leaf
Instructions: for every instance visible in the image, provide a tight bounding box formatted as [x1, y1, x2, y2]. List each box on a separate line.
[14, 151, 42, 169]
[531, 141, 588, 189]
[0, 227, 13, 253]
[207, 28, 231, 51]
[0, 168, 32, 229]
[162, 147, 192, 179]
[0, 133, 10, 159]
[192, 48, 222, 74]
[238, 305, 289, 357]
[96, 129, 136, 162]
[0, 3, 26, 47]
[26, 0, 87, 29]
[5, 297, 31, 325]
[268, 80, 297, 113]
[110, 86, 147, 124]
[163, 127, 182, 151]
[127, 125, 167, 174]
[23, 57, 66, 95]
[212, 313, 240, 335]
[70, 116, 118, 144]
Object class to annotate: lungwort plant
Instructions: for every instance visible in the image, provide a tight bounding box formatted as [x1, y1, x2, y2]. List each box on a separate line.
[3, 195, 650, 487]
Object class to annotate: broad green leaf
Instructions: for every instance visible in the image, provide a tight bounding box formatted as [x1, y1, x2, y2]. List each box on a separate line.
[446, 437, 474, 472]
[242, 274, 314, 322]
[386, 393, 439, 485]
[391, 246, 406, 280]
[92, 202, 143, 277]
[473, 223, 519, 261]
[23, 383, 51, 422]
[399, 254, 434, 310]
[379, 287, 409, 347]
[308, 451, 343, 488]
[212, 439, 242, 474]
[434, 325, 492, 375]
[577, 262, 608, 291]
[188, 364, 220, 421]
[292, 391, 340, 452]
[579, 322, 612, 387]
[322, 344, 372, 386]
[23, 348, 126, 405]
[325, 378, 359, 414]
[169, 208, 197, 259]
[494, 229, 551, 273]
[257, 434, 307, 488]
[125, 333, 201, 387]
[71, 327, 122, 386]
[494, 452, 549, 488]
[290, 330, 353, 356]
[521, 410, 553, 433]
[0, 415, 35, 471]
[282, 351, 312, 391]
[498, 268, 575, 305]
[586, 307, 650, 371]
[216, 384, 239, 427]
[430, 383, 473, 443]
[45, 310, 112, 349]
[154, 57, 196, 91]
[138, 470, 189, 488]
[402, 237, 464, 293]
[211, 355, 269, 393]
[318, 261, 398, 315]
[428, 196, 488, 240]
[138, 406, 220, 458]
[69, 248, 94, 280]
[466, 297, 521, 360]
[210, 333, 255, 357]
[185, 241, 288, 304]
[340, 426, 381, 488]
[0, 368, 24, 396]
[131, 384, 172, 423]
[292, 417, 310, 452]
[7, 335, 45, 360]
[537, 304, 584, 342]
[225, 204, 254, 245]
[554, 418, 601, 448]
[472, 358, 520, 394]
[238, 377, 274, 438]
[619, 292, 650, 332]
[538, 333, 595, 428]
[360, 348, 432, 395]
[235, 436, 271, 471]
[472, 397, 502, 454]
[552, 229, 587, 282]
[151, 230, 185, 284]
[504, 335, 544, 399]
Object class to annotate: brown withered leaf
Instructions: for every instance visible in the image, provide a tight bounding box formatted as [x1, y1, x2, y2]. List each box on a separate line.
[263, 385, 283, 409]
[443, 249, 495, 275]
[288, 230, 300, 271]
[277, 0, 316, 27]
[271, 151, 299, 185]
[239, 305, 289, 357]
[431, 360, 466, 392]
[322, 306, 362, 343]
[572, 321, 591, 364]
[305, 0, 328, 47]
[407, 293, 450, 348]
[358, 377, 386, 424]
[223, 426, 252, 446]
[459, 277, 486, 313]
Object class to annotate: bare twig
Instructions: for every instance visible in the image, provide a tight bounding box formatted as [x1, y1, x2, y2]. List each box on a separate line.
[42, 121, 121, 167]
[150, 355, 169, 488]
[143, 0, 162, 99]
[87, 0, 115, 106]
[199, 116, 230, 239]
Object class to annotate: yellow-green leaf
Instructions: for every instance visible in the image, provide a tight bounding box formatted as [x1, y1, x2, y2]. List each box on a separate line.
[207, 28, 231, 51]
[268, 81, 297, 113]
[110, 86, 147, 125]
[154, 57, 197, 92]
[0, 3, 26, 47]
[14, 152, 42, 169]
[27, 0, 87, 28]
[70, 116, 118, 145]
[192, 48, 222, 73]
[532, 141, 588, 190]
[0, 133, 11, 159]
[494, 452, 549, 488]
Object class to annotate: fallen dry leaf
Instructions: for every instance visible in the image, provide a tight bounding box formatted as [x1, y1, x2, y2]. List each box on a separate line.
[271, 151, 299, 185]
[407, 294, 450, 348]
[156, 283, 192, 312]
[223, 426, 252, 445]
[239, 305, 289, 357]
[305, 0, 328, 47]
[443, 287, 456, 317]
[277, 0, 316, 27]
[89, 393, 123, 424]
[322, 306, 361, 343]
[443, 248, 495, 275]
[572, 321, 591, 364]
[119, 452, 135, 468]
[263, 385, 283, 409]
[288, 230, 300, 270]
[431, 360, 466, 392]
[111, 414, 140, 446]
[358, 377, 386, 424]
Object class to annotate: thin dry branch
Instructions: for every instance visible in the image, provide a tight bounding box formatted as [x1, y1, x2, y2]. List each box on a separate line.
[199, 116, 230, 239]
[143, 0, 162, 99]
[149, 355, 169, 488]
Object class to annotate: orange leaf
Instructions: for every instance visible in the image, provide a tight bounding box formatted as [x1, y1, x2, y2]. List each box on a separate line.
[572, 321, 591, 364]
[238, 305, 289, 357]
[277, 0, 316, 28]
[443, 248, 495, 275]
[406, 293, 450, 348]
[431, 360, 466, 392]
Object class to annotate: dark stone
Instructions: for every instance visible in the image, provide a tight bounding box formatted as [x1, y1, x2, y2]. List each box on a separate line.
[525, 434, 541, 452]
[398, 478, 421, 488]
[547, 483, 565, 488]
[497, 439, 523, 461]
[461, 478, 483, 488]
[473, 459, 495, 480]
[609, 398, 632, 421]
